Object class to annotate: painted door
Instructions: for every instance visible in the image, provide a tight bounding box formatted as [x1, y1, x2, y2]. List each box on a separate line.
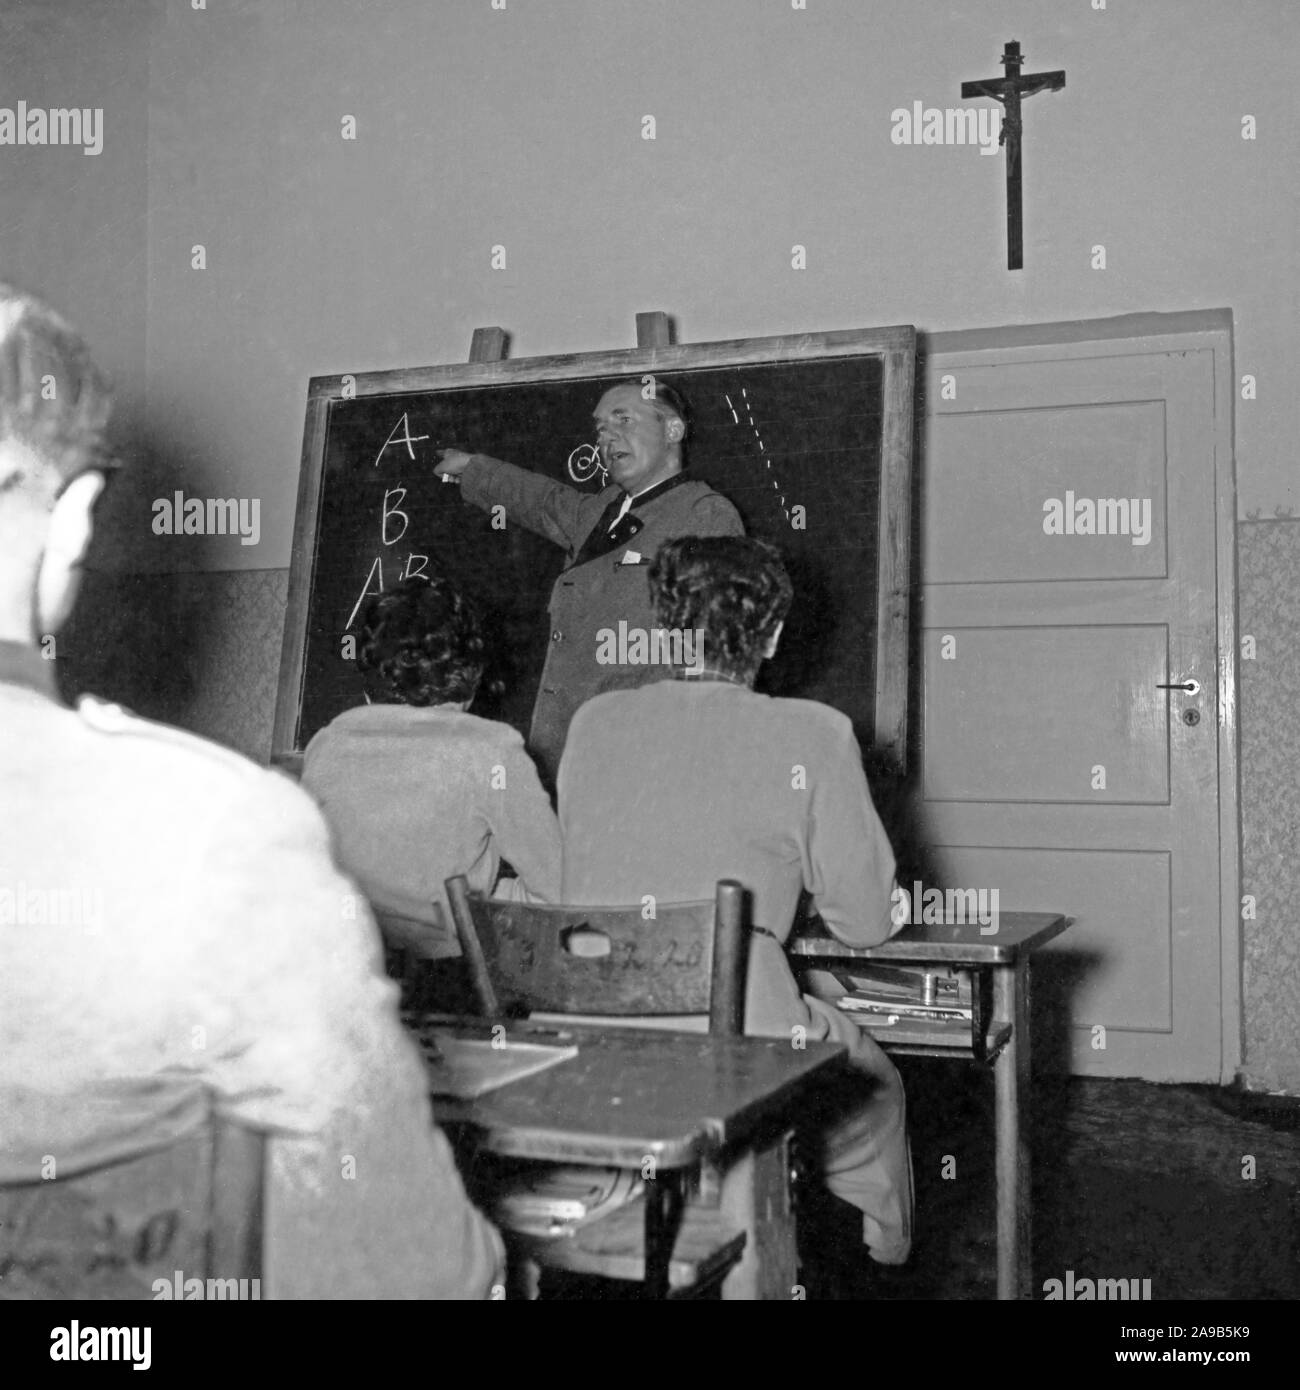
[918, 315, 1238, 1081]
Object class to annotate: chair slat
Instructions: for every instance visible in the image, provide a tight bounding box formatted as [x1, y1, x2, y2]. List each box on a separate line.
[0, 1102, 264, 1300]
[445, 878, 747, 1030]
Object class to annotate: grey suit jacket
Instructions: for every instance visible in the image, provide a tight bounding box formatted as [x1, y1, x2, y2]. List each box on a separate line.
[461, 454, 744, 780]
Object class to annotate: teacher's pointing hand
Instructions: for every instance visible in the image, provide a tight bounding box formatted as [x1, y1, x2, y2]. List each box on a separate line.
[434, 448, 472, 479]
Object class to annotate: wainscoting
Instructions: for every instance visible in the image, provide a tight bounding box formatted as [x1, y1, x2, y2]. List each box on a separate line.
[1237, 518, 1300, 1096]
[58, 567, 288, 763]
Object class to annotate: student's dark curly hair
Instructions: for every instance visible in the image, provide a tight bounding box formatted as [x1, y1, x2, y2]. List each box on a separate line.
[649, 536, 793, 678]
[355, 570, 486, 706]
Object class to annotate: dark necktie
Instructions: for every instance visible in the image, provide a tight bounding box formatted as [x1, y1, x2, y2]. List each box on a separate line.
[570, 494, 643, 567]
[568, 473, 692, 568]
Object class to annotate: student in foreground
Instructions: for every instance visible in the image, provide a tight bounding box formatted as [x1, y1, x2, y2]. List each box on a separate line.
[0, 284, 502, 1298]
[557, 535, 914, 1271]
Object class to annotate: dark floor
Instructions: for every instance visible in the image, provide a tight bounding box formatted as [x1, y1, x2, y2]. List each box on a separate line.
[826, 1061, 1300, 1301]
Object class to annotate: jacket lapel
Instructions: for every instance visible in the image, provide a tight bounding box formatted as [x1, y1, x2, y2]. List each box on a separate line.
[566, 474, 693, 570]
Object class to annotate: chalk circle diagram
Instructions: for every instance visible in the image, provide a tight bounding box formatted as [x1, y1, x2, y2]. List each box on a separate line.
[567, 441, 606, 484]
[563, 387, 788, 519]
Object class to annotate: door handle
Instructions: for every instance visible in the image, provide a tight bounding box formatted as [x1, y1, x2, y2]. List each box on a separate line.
[1156, 678, 1200, 695]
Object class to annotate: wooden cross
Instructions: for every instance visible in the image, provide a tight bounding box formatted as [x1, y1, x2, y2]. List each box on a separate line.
[961, 40, 1065, 270]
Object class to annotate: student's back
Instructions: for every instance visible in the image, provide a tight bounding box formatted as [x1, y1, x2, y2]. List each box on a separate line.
[303, 701, 559, 926]
[0, 637, 502, 1299]
[556, 537, 913, 1266]
[301, 571, 560, 929]
[0, 284, 501, 1298]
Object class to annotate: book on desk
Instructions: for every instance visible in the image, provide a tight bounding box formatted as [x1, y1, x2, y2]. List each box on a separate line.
[826, 963, 984, 1050]
[407, 1025, 640, 1237]
[488, 1163, 644, 1237]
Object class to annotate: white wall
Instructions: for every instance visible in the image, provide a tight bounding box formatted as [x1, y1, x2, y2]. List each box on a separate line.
[127, 0, 1299, 571]
[0, 0, 149, 448]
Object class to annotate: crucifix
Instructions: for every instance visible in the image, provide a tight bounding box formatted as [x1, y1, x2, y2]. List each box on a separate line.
[961, 40, 1065, 270]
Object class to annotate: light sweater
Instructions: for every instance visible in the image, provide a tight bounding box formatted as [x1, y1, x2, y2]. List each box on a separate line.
[302, 702, 561, 934]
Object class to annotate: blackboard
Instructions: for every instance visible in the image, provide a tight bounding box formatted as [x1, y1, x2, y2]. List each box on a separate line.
[273, 327, 915, 772]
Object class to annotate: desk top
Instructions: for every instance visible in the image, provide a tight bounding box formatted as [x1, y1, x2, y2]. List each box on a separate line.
[788, 911, 1071, 965]
[416, 1019, 848, 1169]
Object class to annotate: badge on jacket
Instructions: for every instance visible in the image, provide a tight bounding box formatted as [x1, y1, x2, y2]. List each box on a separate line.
[606, 512, 644, 548]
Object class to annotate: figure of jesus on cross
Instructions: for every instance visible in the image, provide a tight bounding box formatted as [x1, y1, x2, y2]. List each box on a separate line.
[962, 40, 1065, 270]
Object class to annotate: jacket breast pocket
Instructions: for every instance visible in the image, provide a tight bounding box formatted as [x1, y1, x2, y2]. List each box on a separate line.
[602, 561, 654, 622]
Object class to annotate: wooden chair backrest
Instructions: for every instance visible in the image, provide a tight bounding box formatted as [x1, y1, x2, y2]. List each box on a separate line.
[444, 876, 748, 1037]
[0, 1103, 264, 1300]
[375, 900, 483, 1015]
[372, 902, 451, 961]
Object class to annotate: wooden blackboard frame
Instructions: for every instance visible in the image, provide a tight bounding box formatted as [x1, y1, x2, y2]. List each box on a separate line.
[273, 325, 915, 773]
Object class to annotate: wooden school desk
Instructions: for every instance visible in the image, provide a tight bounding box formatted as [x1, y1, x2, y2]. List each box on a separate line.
[788, 911, 1072, 1300]
[413, 1017, 851, 1299]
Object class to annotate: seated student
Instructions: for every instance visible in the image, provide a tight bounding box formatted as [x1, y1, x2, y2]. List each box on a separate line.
[302, 571, 560, 934]
[556, 535, 913, 1268]
[0, 284, 502, 1298]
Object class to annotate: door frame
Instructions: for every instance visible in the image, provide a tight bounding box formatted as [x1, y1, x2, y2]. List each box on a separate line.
[918, 309, 1240, 1083]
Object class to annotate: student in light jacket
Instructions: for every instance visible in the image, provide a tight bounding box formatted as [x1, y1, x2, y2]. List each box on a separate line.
[303, 569, 561, 934]
[557, 536, 913, 1266]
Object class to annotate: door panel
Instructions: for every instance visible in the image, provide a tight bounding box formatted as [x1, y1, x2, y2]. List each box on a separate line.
[926, 400, 1169, 583]
[922, 625, 1169, 803]
[919, 337, 1229, 1080]
[928, 846, 1173, 1030]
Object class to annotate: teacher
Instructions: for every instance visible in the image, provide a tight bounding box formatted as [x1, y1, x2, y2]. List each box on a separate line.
[435, 378, 743, 782]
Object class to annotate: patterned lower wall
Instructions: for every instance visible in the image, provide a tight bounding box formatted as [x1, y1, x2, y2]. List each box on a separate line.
[58, 525, 1300, 1093]
[1237, 518, 1300, 1096]
[172, 569, 289, 762]
[57, 567, 288, 763]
